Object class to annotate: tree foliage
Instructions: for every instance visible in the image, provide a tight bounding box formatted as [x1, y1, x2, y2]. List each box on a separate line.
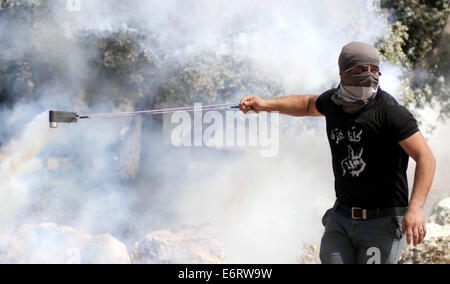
[379, 0, 450, 120]
[155, 53, 284, 109]
[381, 0, 449, 65]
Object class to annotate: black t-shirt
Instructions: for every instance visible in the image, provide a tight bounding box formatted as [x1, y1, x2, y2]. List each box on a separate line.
[315, 88, 419, 209]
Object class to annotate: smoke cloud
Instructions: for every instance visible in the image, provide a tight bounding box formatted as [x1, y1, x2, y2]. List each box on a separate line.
[1, 0, 446, 263]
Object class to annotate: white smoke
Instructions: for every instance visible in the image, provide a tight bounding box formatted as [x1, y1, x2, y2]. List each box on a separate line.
[409, 106, 450, 217]
[3, 0, 446, 264]
[0, 112, 50, 234]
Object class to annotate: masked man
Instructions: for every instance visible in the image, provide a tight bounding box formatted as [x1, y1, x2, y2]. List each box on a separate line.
[239, 42, 436, 264]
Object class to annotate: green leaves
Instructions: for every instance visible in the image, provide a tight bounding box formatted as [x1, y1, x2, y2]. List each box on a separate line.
[378, 0, 450, 121]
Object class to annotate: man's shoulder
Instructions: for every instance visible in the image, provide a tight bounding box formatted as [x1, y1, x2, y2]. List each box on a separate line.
[376, 88, 402, 108]
[374, 89, 416, 120]
[319, 87, 338, 98]
[315, 87, 337, 115]
[317, 87, 337, 105]
[376, 89, 419, 141]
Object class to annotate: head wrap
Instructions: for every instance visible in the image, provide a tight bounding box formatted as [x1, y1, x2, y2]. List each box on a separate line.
[332, 42, 381, 113]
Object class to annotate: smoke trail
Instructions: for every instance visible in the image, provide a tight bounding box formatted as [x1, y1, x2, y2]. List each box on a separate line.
[0, 112, 50, 233]
[0, 112, 50, 176]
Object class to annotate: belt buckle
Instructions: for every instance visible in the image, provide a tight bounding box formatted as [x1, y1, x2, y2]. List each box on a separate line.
[351, 207, 367, 220]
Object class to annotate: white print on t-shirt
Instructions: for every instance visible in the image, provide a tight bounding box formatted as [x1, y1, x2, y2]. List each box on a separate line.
[331, 126, 363, 145]
[330, 128, 345, 144]
[341, 145, 366, 177]
[348, 126, 362, 142]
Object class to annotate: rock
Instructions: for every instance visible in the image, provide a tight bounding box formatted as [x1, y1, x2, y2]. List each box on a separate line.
[4, 223, 89, 264]
[81, 234, 130, 264]
[297, 243, 320, 264]
[428, 197, 450, 226]
[132, 224, 226, 264]
[2, 223, 130, 264]
[398, 231, 449, 264]
[398, 197, 450, 264]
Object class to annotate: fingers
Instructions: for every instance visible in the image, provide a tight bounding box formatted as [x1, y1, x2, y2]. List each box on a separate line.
[413, 225, 427, 246]
[239, 95, 258, 114]
[413, 227, 419, 246]
[418, 224, 426, 245]
[402, 221, 426, 246]
[406, 227, 412, 246]
[422, 224, 427, 240]
[402, 208, 426, 246]
[239, 95, 251, 113]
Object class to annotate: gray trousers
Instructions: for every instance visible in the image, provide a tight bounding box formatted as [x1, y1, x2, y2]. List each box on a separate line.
[319, 203, 406, 264]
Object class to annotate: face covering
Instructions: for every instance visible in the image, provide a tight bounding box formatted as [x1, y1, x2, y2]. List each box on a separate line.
[332, 42, 381, 113]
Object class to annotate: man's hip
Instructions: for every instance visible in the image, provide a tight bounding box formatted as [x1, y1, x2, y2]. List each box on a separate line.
[319, 201, 405, 264]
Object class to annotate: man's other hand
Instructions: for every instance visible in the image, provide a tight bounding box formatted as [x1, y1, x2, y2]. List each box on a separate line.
[402, 206, 426, 246]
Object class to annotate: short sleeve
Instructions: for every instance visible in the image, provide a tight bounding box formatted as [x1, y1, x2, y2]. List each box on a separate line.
[315, 88, 336, 115]
[386, 104, 419, 142]
[315, 94, 325, 115]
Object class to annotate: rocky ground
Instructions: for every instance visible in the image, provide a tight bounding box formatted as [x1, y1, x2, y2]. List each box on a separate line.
[132, 224, 226, 264]
[0, 223, 225, 264]
[1, 196, 447, 264]
[0, 223, 130, 264]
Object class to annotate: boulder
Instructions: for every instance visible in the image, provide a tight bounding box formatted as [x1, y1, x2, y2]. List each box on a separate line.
[132, 224, 226, 264]
[428, 197, 450, 226]
[2, 223, 130, 264]
[81, 234, 130, 264]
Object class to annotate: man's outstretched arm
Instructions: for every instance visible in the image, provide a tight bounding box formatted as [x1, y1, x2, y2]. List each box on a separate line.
[239, 94, 323, 117]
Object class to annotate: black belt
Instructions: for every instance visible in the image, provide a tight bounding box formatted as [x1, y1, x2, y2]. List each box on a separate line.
[336, 202, 407, 220]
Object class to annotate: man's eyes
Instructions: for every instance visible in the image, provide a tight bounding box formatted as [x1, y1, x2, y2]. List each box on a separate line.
[350, 67, 378, 74]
